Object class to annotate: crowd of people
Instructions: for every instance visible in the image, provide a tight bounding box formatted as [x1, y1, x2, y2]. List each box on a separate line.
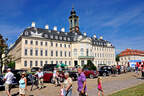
[3, 63, 144, 96]
[3, 67, 105, 96]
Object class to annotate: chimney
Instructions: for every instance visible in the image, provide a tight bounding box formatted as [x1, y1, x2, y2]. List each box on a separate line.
[61, 28, 65, 32]
[53, 26, 57, 31]
[99, 36, 103, 39]
[83, 32, 87, 36]
[31, 22, 35, 27]
[45, 24, 49, 29]
[93, 35, 96, 38]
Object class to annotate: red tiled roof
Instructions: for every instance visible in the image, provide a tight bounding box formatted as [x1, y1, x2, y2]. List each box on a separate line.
[119, 49, 144, 57]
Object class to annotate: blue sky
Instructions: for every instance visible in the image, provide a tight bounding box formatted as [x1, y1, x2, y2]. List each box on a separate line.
[0, 0, 144, 53]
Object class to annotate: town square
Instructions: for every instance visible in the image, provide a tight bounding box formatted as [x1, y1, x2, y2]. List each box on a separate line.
[0, 0, 144, 96]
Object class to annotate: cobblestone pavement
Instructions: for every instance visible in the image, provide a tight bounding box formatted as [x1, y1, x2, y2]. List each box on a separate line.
[0, 72, 144, 96]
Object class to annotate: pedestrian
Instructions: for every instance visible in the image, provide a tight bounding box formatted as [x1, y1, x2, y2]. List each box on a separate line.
[53, 68, 57, 85]
[56, 71, 60, 86]
[28, 73, 38, 91]
[77, 67, 87, 96]
[97, 77, 104, 96]
[3, 68, 14, 96]
[35, 68, 44, 89]
[19, 72, 27, 96]
[62, 72, 72, 96]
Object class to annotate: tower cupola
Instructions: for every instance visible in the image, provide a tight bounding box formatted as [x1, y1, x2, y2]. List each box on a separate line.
[69, 7, 81, 34]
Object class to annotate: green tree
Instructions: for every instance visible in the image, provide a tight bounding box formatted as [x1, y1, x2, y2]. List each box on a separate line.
[116, 54, 120, 65]
[83, 60, 97, 70]
[7, 61, 15, 69]
[0, 34, 8, 74]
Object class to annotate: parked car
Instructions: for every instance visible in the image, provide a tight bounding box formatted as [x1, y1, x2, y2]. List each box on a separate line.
[98, 66, 112, 76]
[0, 75, 5, 87]
[83, 69, 99, 79]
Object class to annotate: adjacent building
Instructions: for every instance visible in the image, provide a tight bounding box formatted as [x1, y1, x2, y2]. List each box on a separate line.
[9, 8, 116, 69]
[119, 48, 144, 66]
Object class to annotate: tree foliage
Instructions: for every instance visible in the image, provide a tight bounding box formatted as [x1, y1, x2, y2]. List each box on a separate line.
[7, 61, 15, 69]
[83, 60, 97, 70]
[116, 54, 120, 62]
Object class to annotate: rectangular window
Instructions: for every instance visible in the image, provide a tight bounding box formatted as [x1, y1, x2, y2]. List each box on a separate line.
[51, 51, 53, 56]
[30, 40, 33, 45]
[56, 43, 58, 47]
[68, 45, 70, 48]
[56, 51, 58, 57]
[35, 49, 38, 56]
[45, 42, 47, 46]
[36, 41, 38, 45]
[51, 61, 53, 64]
[51, 42, 53, 46]
[25, 40, 28, 44]
[25, 49, 27, 56]
[24, 61, 27, 67]
[64, 44, 66, 48]
[60, 51, 62, 57]
[60, 44, 62, 47]
[30, 61, 33, 68]
[40, 61, 43, 66]
[65, 51, 67, 57]
[45, 61, 48, 64]
[45, 50, 48, 56]
[41, 42, 43, 46]
[40, 50, 43, 56]
[65, 61, 67, 65]
[56, 61, 58, 64]
[69, 61, 71, 66]
[35, 61, 38, 66]
[30, 49, 33, 56]
[69, 51, 71, 57]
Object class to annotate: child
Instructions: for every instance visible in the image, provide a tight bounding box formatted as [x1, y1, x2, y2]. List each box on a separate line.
[60, 84, 64, 96]
[97, 77, 104, 96]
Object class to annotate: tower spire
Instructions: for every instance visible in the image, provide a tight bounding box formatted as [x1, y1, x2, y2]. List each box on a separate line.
[69, 7, 81, 34]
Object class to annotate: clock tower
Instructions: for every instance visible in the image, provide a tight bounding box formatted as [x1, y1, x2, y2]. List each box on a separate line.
[69, 7, 81, 34]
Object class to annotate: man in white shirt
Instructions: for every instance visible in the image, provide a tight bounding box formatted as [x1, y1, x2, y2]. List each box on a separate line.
[35, 68, 44, 89]
[53, 68, 57, 85]
[4, 68, 14, 96]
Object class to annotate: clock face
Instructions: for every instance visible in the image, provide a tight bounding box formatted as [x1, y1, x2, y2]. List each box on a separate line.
[76, 27, 79, 31]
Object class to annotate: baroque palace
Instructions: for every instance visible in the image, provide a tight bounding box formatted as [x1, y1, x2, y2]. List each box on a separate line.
[9, 8, 115, 69]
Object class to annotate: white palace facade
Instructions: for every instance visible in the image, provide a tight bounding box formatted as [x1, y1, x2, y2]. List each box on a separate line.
[9, 8, 116, 69]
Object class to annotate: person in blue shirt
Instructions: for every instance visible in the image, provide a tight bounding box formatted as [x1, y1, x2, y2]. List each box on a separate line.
[19, 72, 27, 96]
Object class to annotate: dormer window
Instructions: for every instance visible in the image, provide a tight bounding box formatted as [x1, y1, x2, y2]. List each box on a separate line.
[65, 33, 68, 35]
[55, 35, 58, 39]
[60, 36, 62, 40]
[57, 31, 60, 34]
[45, 34, 48, 38]
[68, 38, 70, 41]
[50, 35, 53, 39]
[64, 37, 66, 41]
[25, 31, 29, 36]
